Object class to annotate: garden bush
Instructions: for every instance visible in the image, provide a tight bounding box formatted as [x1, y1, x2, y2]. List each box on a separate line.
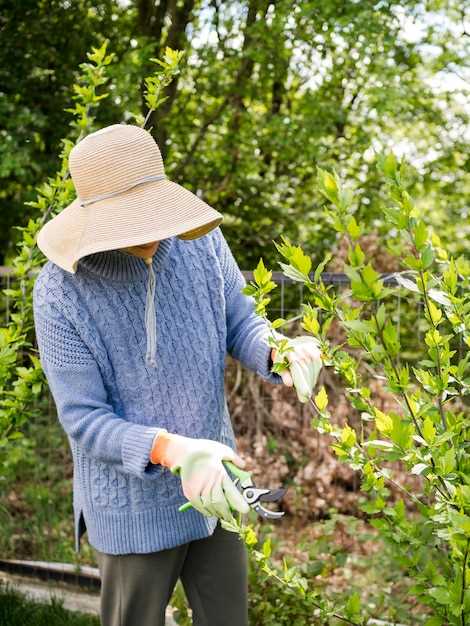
[219, 155, 469, 625]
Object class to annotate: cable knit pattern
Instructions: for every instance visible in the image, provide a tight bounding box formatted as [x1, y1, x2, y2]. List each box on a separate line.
[32, 226, 282, 555]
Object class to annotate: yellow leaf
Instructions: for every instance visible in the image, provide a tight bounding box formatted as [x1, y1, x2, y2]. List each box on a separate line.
[315, 386, 328, 411]
[245, 527, 258, 546]
[374, 408, 393, 434]
[301, 312, 319, 335]
[427, 300, 442, 325]
[341, 425, 357, 447]
[323, 172, 338, 195]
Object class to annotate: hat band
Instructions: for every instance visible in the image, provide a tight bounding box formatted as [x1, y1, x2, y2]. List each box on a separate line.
[78, 174, 167, 208]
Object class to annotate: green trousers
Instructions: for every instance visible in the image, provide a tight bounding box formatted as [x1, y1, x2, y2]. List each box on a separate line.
[93, 520, 249, 626]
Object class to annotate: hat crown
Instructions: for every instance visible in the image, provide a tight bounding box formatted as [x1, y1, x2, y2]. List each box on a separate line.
[69, 124, 165, 201]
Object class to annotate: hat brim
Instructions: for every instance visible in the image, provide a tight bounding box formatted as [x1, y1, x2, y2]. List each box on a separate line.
[36, 178, 224, 273]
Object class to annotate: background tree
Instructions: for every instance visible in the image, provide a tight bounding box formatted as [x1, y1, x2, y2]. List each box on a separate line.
[1, 0, 468, 268]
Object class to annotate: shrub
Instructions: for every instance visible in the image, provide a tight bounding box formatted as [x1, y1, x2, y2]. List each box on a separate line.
[234, 154, 469, 624]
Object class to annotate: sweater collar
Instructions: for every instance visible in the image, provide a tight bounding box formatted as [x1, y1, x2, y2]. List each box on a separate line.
[76, 237, 175, 369]
[77, 237, 174, 282]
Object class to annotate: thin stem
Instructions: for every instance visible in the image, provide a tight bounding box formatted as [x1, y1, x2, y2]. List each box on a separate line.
[418, 268, 447, 430]
[461, 538, 469, 626]
[143, 107, 154, 129]
[377, 469, 427, 508]
[371, 310, 452, 501]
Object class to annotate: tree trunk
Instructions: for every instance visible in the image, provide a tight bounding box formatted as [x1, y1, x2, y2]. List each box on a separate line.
[227, 0, 271, 176]
[147, 0, 196, 160]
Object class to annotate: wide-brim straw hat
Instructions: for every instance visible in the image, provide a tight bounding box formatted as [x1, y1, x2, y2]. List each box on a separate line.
[36, 123, 224, 369]
[36, 123, 224, 274]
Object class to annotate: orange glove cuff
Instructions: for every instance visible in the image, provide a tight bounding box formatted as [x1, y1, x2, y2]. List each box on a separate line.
[149, 430, 172, 466]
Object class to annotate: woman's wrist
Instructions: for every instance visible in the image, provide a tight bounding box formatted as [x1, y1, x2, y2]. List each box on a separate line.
[149, 429, 173, 466]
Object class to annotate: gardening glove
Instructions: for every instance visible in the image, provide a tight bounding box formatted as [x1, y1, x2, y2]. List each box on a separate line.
[271, 335, 323, 403]
[149, 431, 250, 521]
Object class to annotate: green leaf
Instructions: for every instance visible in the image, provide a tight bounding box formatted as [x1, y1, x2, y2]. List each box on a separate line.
[317, 168, 339, 203]
[390, 414, 413, 449]
[421, 245, 434, 269]
[220, 518, 239, 533]
[411, 463, 429, 475]
[429, 587, 451, 605]
[449, 510, 470, 536]
[422, 416, 436, 443]
[439, 448, 456, 474]
[414, 221, 428, 250]
[274, 237, 311, 279]
[271, 318, 286, 329]
[2, 289, 21, 298]
[242, 284, 257, 297]
[362, 263, 380, 287]
[331, 444, 348, 458]
[365, 439, 394, 450]
[87, 40, 109, 65]
[351, 243, 365, 266]
[360, 498, 386, 514]
[8, 431, 23, 440]
[253, 258, 271, 286]
[403, 255, 423, 270]
[383, 319, 400, 356]
[381, 153, 397, 178]
[342, 319, 371, 333]
[262, 537, 272, 558]
[278, 262, 309, 283]
[376, 303, 386, 329]
[394, 273, 421, 293]
[347, 216, 361, 239]
[291, 247, 312, 276]
[424, 617, 444, 626]
[443, 260, 458, 294]
[345, 591, 361, 615]
[314, 252, 333, 283]
[428, 289, 451, 306]
[301, 309, 320, 335]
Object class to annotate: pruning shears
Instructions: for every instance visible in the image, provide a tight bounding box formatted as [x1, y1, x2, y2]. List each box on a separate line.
[174, 460, 287, 520]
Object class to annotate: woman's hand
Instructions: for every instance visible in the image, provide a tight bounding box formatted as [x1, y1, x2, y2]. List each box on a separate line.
[150, 431, 249, 521]
[271, 335, 323, 402]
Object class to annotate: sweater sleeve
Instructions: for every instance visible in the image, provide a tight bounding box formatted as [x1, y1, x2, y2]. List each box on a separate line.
[211, 227, 283, 385]
[33, 291, 165, 479]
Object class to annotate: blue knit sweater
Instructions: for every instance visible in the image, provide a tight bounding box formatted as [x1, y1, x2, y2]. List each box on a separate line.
[32, 226, 283, 555]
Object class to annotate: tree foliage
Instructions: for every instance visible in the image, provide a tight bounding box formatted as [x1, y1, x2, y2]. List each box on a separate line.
[1, 0, 468, 266]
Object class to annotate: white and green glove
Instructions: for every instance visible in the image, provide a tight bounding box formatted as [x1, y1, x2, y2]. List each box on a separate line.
[150, 431, 250, 521]
[272, 335, 323, 403]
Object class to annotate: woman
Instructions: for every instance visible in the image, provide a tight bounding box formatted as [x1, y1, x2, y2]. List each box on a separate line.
[32, 123, 321, 626]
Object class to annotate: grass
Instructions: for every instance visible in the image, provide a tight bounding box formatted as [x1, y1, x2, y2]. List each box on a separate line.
[0, 579, 100, 626]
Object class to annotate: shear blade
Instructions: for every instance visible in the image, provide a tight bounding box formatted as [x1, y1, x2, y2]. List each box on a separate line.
[258, 487, 288, 502]
[254, 502, 285, 519]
